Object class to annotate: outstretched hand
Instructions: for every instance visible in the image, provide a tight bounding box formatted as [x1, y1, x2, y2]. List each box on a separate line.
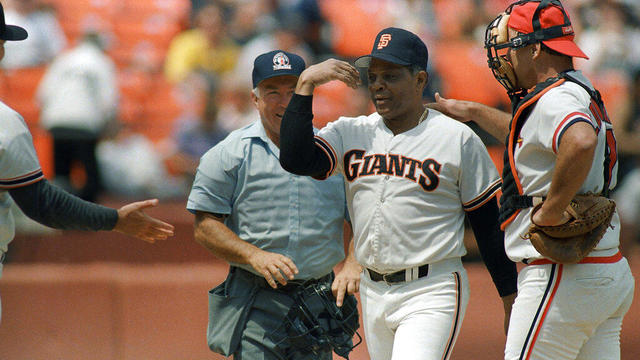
[426, 92, 474, 123]
[113, 199, 175, 243]
[296, 58, 361, 95]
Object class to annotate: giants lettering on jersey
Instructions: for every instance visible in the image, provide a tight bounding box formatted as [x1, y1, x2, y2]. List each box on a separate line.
[344, 149, 441, 191]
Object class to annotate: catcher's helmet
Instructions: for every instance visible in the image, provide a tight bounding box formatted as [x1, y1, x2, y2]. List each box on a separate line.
[484, 0, 581, 97]
[281, 282, 361, 359]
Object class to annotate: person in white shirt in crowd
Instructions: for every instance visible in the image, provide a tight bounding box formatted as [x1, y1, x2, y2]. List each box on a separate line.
[37, 30, 117, 202]
[1, 0, 66, 69]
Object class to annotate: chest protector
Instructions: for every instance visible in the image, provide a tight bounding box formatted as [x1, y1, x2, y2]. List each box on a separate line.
[498, 70, 617, 230]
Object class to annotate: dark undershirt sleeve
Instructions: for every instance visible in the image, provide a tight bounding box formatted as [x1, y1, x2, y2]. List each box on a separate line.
[279, 93, 332, 177]
[9, 179, 118, 231]
[467, 197, 518, 297]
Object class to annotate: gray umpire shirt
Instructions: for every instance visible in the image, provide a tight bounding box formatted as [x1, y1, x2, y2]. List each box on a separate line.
[187, 120, 349, 279]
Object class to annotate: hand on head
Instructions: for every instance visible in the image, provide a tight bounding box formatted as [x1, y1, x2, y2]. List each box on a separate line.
[296, 59, 361, 95]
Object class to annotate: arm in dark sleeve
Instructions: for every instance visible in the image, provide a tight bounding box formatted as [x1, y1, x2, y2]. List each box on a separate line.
[467, 197, 518, 297]
[9, 179, 118, 231]
[280, 93, 331, 177]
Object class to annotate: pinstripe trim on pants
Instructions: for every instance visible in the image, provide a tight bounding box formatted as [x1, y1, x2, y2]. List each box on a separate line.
[441, 271, 462, 360]
[519, 264, 564, 360]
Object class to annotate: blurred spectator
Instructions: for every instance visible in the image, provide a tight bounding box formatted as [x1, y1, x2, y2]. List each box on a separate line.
[232, 9, 314, 91]
[388, 0, 439, 42]
[227, 0, 271, 45]
[611, 68, 640, 262]
[284, 0, 333, 58]
[164, 3, 238, 84]
[576, 1, 640, 75]
[613, 168, 640, 263]
[1, 0, 67, 69]
[171, 92, 228, 179]
[36, 31, 117, 202]
[96, 123, 186, 200]
[216, 73, 257, 132]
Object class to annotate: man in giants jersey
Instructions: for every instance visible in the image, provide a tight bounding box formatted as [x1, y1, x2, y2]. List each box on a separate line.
[279, 27, 518, 360]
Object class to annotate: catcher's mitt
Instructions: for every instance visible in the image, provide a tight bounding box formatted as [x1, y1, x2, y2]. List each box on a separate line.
[274, 282, 361, 359]
[523, 194, 616, 263]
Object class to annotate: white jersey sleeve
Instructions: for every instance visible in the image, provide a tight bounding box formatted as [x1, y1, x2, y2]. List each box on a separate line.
[534, 83, 595, 154]
[459, 132, 502, 211]
[0, 103, 43, 189]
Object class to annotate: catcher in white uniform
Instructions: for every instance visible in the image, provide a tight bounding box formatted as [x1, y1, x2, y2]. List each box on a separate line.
[0, 1, 174, 322]
[280, 27, 518, 360]
[431, 1, 635, 359]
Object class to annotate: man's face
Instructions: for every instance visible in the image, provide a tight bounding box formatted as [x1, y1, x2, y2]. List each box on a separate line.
[506, 28, 536, 90]
[252, 75, 298, 144]
[367, 58, 423, 122]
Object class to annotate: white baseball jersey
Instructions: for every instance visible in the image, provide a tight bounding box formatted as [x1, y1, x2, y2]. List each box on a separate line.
[0, 101, 44, 256]
[315, 109, 501, 273]
[504, 79, 620, 262]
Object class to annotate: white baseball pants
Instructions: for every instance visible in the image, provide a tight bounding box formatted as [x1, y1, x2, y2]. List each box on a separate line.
[360, 257, 469, 360]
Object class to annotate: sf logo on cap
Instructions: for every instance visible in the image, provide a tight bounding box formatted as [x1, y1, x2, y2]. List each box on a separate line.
[272, 52, 292, 70]
[377, 34, 392, 49]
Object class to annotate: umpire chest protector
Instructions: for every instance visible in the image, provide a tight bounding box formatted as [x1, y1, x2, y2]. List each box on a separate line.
[498, 71, 616, 229]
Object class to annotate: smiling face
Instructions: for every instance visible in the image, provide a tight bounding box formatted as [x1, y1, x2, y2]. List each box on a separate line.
[252, 75, 298, 146]
[367, 58, 426, 125]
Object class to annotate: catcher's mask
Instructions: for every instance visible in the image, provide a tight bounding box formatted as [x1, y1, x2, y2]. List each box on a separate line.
[484, 0, 574, 97]
[278, 282, 361, 359]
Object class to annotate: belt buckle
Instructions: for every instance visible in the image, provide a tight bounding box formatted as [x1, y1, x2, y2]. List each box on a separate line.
[382, 272, 402, 285]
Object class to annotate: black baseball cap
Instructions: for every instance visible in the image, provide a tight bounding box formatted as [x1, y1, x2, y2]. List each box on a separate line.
[0, 2, 28, 41]
[252, 50, 305, 88]
[355, 27, 428, 71]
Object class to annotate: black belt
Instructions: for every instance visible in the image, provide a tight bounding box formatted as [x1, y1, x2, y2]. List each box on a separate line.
[231, 266, 332, 293]
[367, 264, 429, 284]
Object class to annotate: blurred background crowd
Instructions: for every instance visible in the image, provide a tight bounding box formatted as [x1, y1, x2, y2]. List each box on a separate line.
[1, 0, 639, 255]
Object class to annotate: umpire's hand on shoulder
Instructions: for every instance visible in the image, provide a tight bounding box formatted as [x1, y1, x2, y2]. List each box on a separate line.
[248, 250, 299, 289]
[113, 199, 175, 243]
[296, 59, 361, 95]
[332, 259, 362, 307]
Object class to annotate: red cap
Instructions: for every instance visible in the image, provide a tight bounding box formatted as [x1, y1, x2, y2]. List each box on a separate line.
[508, 2, 588, 59]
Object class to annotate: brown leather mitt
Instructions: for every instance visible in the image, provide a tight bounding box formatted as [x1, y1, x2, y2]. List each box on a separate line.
[523, 195, 616, 264]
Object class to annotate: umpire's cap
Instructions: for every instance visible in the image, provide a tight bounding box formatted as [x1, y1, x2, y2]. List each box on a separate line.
[0, 2, 27, 41]
[355, 27, 428, 71]
[252, 50, 305, 88]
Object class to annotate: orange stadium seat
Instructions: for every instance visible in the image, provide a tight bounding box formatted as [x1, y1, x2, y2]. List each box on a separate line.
[319, 0, 392, 58]
[46, 0, 119, 41]
[31, 128, 54, 179]
[0, 67, 46, 126]
[110, 18, 180, 67]
[135, 76, 184, 142]
[118, 70, 155, 125]
[120, 0, 190, 25]
[433, 40, 510, 108]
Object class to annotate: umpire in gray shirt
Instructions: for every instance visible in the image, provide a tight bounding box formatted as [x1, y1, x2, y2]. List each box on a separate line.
[187, 50, 361, 359]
